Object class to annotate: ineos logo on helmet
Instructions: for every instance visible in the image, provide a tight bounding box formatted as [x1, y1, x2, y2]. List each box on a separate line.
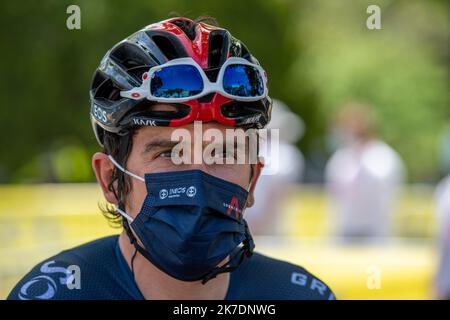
[92, 104, 107, 123]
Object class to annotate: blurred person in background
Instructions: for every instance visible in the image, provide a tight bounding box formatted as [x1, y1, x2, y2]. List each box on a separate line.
[325, 102, 405, 243]
[434, 122, 450, 299]
[245, 99, 305, 235]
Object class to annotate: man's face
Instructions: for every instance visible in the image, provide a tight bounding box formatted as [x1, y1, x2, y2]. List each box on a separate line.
[114, 120, 260, 218]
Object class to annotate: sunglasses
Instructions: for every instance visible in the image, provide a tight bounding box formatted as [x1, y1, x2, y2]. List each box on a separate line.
[120, 57, 268, 103]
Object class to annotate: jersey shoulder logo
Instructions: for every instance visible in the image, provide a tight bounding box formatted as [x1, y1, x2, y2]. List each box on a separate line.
[290, 271, 335, 300]
[18, 260, 79, 300]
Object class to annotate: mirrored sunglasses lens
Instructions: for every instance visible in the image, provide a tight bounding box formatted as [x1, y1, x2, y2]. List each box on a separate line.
[223, 65, 264, 97]
[150, 65, 203, 98]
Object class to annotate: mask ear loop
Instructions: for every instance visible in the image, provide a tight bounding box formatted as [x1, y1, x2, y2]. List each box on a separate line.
[115, 206, 134, 222]
[107, 155, 145, 221]
[121, 216, 140, 279]
[108, 155, 146, 278]
[108, 155, 145, 182]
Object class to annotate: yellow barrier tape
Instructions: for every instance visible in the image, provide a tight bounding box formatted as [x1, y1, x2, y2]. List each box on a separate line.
[0, 183, 438, 299]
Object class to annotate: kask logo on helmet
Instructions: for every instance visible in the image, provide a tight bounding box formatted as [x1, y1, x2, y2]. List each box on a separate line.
[133, 118, 157, 126]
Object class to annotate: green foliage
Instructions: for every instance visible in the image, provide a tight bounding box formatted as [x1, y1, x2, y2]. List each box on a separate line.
[290, 0, 449, 181]
[0, 0, 447, 182]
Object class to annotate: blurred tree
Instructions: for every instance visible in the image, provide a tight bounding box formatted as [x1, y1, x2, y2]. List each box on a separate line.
[290, 0, 449, 181]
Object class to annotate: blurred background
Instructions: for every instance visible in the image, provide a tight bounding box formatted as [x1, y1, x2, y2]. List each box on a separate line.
[0, 0, 449, 299]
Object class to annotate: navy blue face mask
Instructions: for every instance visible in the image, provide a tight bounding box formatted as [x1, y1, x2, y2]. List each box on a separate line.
[109, 156, 255, 284]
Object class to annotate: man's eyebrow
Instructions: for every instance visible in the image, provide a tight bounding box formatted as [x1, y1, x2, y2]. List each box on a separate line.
[142, 139, 249, 155]
[142, 139, 179, 155]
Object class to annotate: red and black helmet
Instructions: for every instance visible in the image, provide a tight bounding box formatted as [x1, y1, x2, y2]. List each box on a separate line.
[90, 17, 272, 146]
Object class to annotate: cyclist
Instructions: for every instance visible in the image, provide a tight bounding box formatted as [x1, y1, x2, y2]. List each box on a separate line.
[8, 17, 335, 300]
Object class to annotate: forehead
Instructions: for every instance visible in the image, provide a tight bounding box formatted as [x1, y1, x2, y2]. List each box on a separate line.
[132, 122, 235, 144]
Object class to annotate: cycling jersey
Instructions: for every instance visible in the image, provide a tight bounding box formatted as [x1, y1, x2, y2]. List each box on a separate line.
[7, 235, 335, 300]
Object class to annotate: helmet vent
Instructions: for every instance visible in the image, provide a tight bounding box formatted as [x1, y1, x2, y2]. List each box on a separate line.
[152, 35, 182, 60]
[208, 31, 228, 69]
[94, 77, 122, 101]
[171, 19, 197, 40]
[111, 42, 155, 71]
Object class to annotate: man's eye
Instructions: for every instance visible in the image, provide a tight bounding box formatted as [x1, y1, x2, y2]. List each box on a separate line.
[157, 151, 172, 158]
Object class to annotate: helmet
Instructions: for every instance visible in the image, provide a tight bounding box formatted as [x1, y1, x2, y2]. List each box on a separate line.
[89, 17, 272, 147]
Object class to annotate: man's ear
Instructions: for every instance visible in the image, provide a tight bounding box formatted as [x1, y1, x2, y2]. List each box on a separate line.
[92, 152, 118, 204]
[246, 158, 264, 208]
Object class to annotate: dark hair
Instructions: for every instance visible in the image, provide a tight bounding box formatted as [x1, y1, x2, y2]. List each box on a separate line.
[98, 129, 136, 228]
[170, 16, 219, 40]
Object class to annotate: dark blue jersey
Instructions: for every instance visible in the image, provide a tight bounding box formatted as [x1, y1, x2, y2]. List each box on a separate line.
[7, 235, 335, 300]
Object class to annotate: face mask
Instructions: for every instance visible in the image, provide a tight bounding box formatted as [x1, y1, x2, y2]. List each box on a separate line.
[108, 156, 254, 284]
